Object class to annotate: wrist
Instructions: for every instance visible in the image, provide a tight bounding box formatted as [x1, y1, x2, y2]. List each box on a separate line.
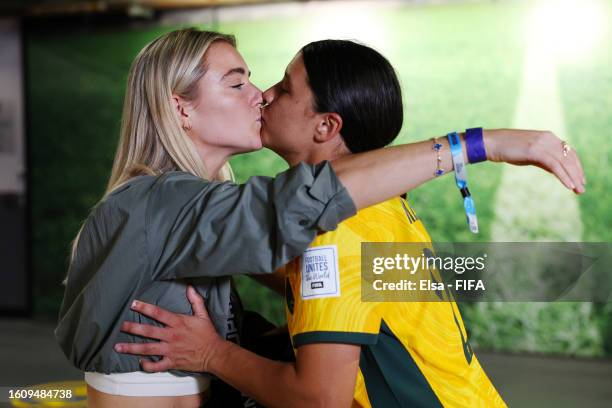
[205, 338, 232, 374]
[465, 127, 487, 164]
[482, 129, 499, 162]
[459, 132, 469, 164]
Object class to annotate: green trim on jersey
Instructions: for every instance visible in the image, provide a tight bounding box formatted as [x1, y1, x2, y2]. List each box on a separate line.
[293, 331, 379, 347]
[360, 320, 443, 408]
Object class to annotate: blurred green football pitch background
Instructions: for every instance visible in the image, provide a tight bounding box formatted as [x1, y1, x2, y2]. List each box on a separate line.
[29, 0, 612, 356]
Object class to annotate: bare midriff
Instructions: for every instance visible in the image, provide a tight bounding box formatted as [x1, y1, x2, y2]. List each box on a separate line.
[86, 385, 209, 408]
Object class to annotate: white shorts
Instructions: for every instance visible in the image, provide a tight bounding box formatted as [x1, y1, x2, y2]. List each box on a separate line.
[85, 371, 210, 397]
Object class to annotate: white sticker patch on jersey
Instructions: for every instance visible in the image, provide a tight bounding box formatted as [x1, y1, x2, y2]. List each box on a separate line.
[300, 245, 340, 300]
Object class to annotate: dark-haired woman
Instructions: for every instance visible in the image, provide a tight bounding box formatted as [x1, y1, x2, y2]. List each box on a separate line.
[115, 39, 583, 407]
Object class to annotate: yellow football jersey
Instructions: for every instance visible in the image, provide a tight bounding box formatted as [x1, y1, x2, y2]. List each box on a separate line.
[283, 197, 506, 408]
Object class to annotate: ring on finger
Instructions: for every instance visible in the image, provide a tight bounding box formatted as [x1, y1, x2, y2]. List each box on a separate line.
[561, 141, 571, 158]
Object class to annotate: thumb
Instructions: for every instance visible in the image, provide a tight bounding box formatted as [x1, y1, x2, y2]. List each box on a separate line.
[187, 285, 208, 318]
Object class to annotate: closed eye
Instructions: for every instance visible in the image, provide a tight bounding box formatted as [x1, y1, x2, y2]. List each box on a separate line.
[231, 83, 245, 89]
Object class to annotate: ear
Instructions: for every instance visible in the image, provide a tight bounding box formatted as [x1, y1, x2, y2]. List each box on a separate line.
[171, 94, 191, 128]
[314, 112, 343, 143]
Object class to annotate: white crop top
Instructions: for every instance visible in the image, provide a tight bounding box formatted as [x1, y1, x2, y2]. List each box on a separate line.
[85, 371, 210, 397]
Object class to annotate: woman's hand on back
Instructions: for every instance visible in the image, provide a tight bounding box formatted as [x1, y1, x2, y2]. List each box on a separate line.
[115, 286, 221, 373]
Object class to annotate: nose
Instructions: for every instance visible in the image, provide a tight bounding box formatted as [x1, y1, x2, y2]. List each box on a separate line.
[262, 86, 275, 107]
[249, 83, 263, 107]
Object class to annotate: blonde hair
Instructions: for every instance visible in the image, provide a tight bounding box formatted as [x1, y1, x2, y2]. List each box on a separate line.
[69, 28, 236, 264]
[107, 28, 236, 194]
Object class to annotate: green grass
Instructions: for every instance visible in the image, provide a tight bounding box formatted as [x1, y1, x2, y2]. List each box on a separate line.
[554, 1, 612, 352]
[28, 0, 611, 355]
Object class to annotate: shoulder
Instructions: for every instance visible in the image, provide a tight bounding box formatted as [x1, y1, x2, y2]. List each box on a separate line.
[149, 171, 236, 199]
[92, 172, 215, 220]
[108, 171, 218, 194]
[103, 171, 223, 209]
[152, 171, 209, 191]
[353, 197, 409, 221]
[311, 198, 406, 245]
[155, 171, 206, 184]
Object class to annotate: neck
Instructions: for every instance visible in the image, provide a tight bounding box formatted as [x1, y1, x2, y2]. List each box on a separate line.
[284, 143, 351, 167]
[194, 142, 231, 180]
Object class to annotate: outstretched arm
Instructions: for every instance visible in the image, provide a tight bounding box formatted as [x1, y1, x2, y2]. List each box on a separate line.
[152, 128, 584, 281]
[333, 129, 585, 210]
[250, 129, 585, 292]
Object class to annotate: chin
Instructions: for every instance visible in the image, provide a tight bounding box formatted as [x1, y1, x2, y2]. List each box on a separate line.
[260, 130, 278, 150]
[237, 139, 262, 154]
[251, 134, 263, 150]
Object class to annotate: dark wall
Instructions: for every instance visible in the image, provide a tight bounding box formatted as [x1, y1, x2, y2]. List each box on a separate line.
[0, 193, 28, 313]
[27, 25, 161, 316]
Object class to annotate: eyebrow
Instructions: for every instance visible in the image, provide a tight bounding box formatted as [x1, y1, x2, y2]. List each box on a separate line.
[221, 67, 251, 80]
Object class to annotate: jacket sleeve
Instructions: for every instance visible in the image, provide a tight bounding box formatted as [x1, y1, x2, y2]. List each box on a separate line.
[148, 161, 356, 280]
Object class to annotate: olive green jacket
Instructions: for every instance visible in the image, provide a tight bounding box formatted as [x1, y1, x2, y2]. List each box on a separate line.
[55, 162, 355, 374]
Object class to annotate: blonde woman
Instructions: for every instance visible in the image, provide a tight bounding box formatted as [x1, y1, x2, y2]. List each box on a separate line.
[55, 28, 584, 407]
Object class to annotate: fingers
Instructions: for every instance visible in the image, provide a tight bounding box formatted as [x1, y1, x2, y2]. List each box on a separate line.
[561, 151, 585, 194]
[572, 149, 586, 185]
[540, 132, 585, 194]
[556, 146, 585, 194]
[141, 357, 173, 373]
[114, 341, 165, 356]
[541, 153, 575, 192]
[186, 285, 208, 318]
[120, 321, 169, 341]
[131, 300, 180, 327]
[114, 342, 175, 372]
[114, 344, 174, 372]
[547, 132, 586, 193]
